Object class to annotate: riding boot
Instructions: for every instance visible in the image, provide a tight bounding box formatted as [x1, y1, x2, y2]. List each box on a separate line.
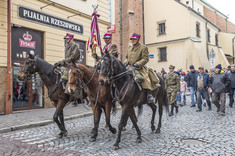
[174, 102, 179, 113]
[145, 89, 154, 104]
[169, 104, 174, 116]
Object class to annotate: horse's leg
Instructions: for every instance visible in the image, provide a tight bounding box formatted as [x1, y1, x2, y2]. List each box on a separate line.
[59, 109, 68, 137]
[129, 108, 142, 143]
[114, 105, 128, 150]
[90, 106, 102, 142]
[147, 102, 157, 132]
[156, 95, 163, 134]
[53, 100, 66, 138]
[105, 102, 117, 134]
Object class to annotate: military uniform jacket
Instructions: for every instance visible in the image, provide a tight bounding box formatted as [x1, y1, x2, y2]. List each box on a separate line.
[165, 73, 180, 93]
[125, 44, 156, 90]
[104, 43, 119, 58]
[63, 41, 80, 65]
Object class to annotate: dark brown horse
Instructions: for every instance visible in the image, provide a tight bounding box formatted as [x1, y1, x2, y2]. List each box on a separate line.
[67, 62, 117, 142]
[98, 53, 169, 150]
[18, 52, 70, 138]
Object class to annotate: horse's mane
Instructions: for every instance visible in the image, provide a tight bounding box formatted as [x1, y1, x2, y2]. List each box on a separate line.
[110, 55, 126, 72]
[36, 58, 57, 81]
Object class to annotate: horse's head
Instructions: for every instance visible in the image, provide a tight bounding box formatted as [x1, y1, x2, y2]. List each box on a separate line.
[68, 61, 84, 94]
[99, 53, 124, 86]
[18, 51, 37, 81]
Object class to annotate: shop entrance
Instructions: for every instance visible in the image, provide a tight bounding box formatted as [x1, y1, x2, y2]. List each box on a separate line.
[11, 27, 44, 110]
[13, 67, 43, 110]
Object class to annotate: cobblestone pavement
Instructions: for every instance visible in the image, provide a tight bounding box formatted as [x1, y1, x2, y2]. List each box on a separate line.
[1, 96, 235, 156]
[0, 103, 92, 133]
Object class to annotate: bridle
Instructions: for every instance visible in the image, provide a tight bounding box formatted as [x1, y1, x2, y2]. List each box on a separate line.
[100, 55, 130, 102]
[68, 65, 98, 88]
[102, 56, 129, 85]
[21, 57, 37, 81]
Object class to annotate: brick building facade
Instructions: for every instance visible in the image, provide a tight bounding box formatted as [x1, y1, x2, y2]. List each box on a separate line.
[113, 0, 143, 61]
[203, 3, 235, 33]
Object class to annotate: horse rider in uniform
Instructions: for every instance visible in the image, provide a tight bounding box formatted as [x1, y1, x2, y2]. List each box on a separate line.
[54, 33, 80, 93]
[92, 33, 119, 61]
[165, 65, 180, 116]
[124, 33, 160, 104]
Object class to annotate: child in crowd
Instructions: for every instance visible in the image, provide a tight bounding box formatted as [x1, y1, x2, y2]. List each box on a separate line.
[180, 76, 187, 106]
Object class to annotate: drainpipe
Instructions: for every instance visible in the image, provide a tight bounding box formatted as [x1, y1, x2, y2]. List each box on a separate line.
[233, 36, 235, 64]
[6, 0, 11, 115]
[142, 0, 145, 44]
[192, 0, 194, 9]
[206, 22, 209, 59]
[226, 17, 228, 32]
[120, 0, 123, 61]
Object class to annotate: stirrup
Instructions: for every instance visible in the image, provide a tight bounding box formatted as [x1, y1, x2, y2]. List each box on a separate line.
[147, 94, 154, 103]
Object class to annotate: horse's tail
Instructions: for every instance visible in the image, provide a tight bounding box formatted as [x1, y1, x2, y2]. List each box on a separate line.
[163, 90, 169, 115]
[137, 105, 143, 118]
[112, 100, 117, 115]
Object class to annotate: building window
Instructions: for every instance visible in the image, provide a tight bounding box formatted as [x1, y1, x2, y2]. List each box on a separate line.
[215, 34, 218, 46]
[158, 47, 167, 62]
[196, 22, 200, 38]
[207, 29, 210, 43]
[159, 23, 166, 35]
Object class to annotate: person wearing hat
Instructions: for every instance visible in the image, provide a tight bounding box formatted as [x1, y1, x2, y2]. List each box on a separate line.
[195, 67, 211, 112]
[187, 65, 199, 107]
[124, 33, 160, 103]
[54, 33, 80, 90]
[209, 64, 230, 116]
[165, 65, 180, 116]
[92, 33, 118, 61]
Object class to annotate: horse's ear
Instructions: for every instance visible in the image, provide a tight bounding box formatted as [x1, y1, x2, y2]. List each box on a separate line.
[29, 50, 35, 59]
[71, 59, 77, 68]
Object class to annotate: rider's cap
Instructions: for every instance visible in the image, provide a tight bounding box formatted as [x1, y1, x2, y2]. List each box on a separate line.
[169, 65, 175, 69]
[103, 33, 112, 39]
[130, 33, 141, 40]
[64, 33, 74, 39]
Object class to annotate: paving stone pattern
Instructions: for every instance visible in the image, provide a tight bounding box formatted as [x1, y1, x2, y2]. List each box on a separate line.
[1, 97, 235, 156]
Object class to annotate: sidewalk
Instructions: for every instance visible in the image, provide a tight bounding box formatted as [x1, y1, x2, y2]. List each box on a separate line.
[0, 103, 93, 133]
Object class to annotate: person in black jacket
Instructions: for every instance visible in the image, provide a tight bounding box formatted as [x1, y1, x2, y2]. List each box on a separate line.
[228, 64, 235, 107]
[187, 65, 199, 107]
[209, 64, 230, 116]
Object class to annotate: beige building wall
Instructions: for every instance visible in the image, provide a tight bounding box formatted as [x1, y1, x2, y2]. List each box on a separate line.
[0, 0, 110, 113]
[144, 0, 231, 72]
[144, 0, 190, 45]
[218, 32, 235, 64]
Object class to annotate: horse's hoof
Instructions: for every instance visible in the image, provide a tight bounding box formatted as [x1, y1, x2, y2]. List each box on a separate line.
[122, 127, 126, 131]
[58, 133, 63, 138]
[63, 131, 68, 137]
[105, 124, 109, 128]
[132, 125, 135, 129]
[151, 126, 156, 132]
[111, 128, 117, 134]
[113, 145, 120, 150]
[136, 138, 142, 143]
[89, 137, 96, 142]
[155, 129, 161, 134]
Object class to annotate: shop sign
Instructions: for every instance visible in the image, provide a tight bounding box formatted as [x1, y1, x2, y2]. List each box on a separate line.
[12, 27, 43, 62]
[18, 6, 83, 34]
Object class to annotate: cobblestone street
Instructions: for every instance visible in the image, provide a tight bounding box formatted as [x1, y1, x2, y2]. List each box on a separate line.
[1, 97, 235, 156]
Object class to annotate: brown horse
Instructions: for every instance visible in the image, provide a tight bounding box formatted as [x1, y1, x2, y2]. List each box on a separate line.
[18, 52, 70, 138]
[67, 62, 117, 142]
[98, 53, 169, 150]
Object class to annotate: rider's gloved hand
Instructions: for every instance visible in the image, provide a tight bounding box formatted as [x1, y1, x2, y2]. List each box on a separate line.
[124, 62, 128, 67]
[133, 63, 139, 68]
[54, 61, 62, 67]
